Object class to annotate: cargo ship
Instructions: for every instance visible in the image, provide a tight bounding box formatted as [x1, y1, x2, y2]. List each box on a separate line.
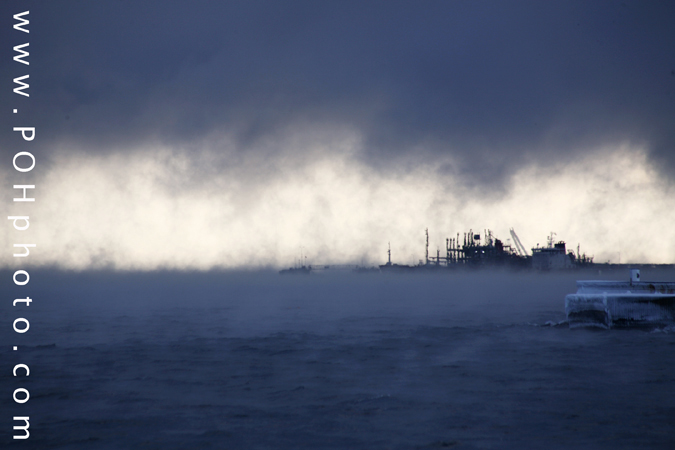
[280, 228, 596, 274]
[380, 228, 593, 271]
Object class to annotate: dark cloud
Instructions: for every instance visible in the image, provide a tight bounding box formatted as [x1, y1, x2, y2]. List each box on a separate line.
[2, 0, 674, 188]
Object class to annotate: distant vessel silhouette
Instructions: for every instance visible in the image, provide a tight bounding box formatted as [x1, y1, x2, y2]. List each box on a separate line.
[279, 265, 311, 275]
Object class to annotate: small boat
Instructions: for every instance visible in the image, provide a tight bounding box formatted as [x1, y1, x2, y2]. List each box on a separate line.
[279, 265, 312, 275]
[565, 270, 675, 328]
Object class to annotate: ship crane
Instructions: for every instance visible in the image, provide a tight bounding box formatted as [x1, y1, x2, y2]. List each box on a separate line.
[509, 228, 529, 256]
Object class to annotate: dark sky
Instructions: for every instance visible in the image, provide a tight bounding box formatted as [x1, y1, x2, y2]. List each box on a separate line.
[3, 0, 675, 190]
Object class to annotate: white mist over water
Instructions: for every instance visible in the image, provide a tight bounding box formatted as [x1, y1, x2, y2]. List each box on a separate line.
[2, 140, 674, 270]
[8, 268, 579, 342]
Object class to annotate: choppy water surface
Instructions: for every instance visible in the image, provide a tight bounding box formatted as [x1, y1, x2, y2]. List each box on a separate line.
[2, 268, 675, 449]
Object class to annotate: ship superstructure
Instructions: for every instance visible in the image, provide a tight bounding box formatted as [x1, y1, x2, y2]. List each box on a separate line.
[381, 228, 593, 271]
[281, 228, 595, 274]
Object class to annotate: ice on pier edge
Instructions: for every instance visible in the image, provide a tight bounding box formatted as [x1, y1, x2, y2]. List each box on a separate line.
[566, 270, 675, 328]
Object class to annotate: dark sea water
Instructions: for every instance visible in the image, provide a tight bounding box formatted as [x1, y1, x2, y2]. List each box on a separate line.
[2, 268, 675, 449]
